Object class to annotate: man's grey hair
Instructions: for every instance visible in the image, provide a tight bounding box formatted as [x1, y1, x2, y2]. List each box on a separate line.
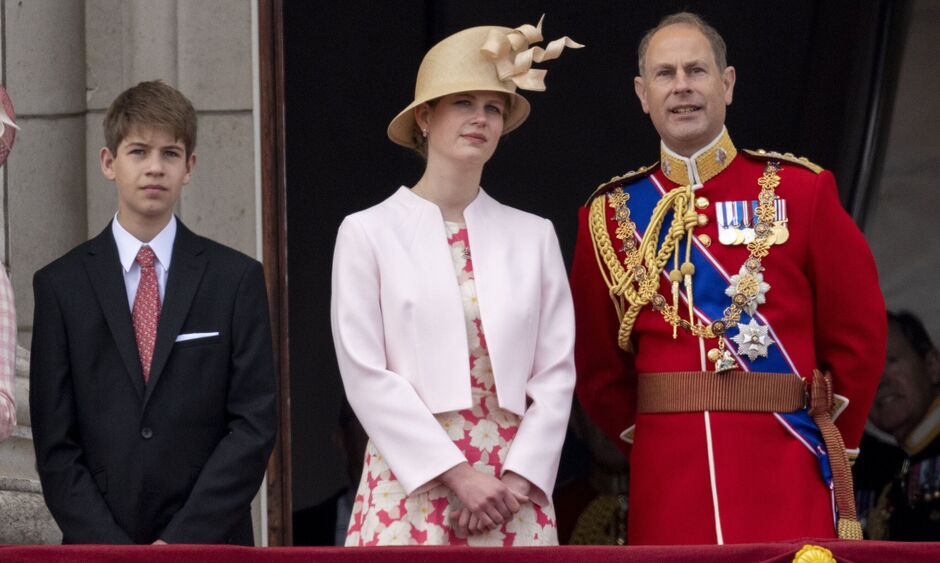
[637, 12, 728, 76]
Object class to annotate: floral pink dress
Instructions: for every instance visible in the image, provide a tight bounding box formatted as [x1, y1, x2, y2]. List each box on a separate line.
[345, 222, 558, 546]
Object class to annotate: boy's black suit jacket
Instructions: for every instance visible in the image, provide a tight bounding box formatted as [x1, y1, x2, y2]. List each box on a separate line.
[30, 219, 277, 545]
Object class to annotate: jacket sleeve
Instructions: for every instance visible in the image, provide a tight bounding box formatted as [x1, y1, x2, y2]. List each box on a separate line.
[30, 269, 134, 544]
[331, 216, 466, 495]
[807, 171, 886, 450]
[570, 204, 636, 459]
[161, 261, 278, 544]
[501, 219, 576, 505]
[0, 267, 16, 441]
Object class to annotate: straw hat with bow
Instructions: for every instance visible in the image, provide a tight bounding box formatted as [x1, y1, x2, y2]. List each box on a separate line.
[387, 16, 582, 150]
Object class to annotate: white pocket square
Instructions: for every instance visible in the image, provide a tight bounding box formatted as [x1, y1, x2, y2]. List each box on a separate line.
[175, 332, 220, 342]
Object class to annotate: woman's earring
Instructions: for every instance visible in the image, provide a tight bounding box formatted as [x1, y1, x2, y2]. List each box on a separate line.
[422, 128, 428, 138]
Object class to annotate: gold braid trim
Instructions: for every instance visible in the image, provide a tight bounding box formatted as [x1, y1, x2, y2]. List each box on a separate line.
[568, 494, 628, 545]
[589, 196, 626, 321]
[588, 186, 697, 351]
[743, 148, 823, 174]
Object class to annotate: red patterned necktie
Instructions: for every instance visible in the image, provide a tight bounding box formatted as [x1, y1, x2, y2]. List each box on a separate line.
[132, 246, 161, 382]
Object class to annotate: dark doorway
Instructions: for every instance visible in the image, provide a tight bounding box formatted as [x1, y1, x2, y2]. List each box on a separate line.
[275, 0, 907, 545]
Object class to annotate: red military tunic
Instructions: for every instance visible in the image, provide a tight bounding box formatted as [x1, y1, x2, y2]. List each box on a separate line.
[571, 129, 886, 545]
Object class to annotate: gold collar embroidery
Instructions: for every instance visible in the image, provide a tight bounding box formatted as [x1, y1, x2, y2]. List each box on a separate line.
[660, 128, 737, 186]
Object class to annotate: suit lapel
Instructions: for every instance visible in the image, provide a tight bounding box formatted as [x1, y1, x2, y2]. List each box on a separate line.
[143, 221, 207, 407]
[83, 225, 146, 401]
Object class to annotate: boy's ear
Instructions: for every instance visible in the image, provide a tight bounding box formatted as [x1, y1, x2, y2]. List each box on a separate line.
[100, 147, 117, 181]
[183, 152, 197, 184]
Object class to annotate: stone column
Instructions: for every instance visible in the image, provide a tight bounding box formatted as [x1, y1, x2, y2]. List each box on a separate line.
[0, 0, 87, 544]
[0, 346, 60, 543]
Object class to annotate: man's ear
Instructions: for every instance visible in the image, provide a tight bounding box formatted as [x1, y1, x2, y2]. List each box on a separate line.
[722, 65, 736, 106]
[925, 348, 940, 387]
[634, 76, 650, 114]
[100, 147, 117, 181]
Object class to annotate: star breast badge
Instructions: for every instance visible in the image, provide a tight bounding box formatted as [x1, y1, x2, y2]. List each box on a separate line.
[724, 265, 770, 315]
[731, 318, 775, 360]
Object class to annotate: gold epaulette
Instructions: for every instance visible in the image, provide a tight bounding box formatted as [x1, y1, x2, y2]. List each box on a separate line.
[742, 149, 823, 174]
[582, 162, 659, 207]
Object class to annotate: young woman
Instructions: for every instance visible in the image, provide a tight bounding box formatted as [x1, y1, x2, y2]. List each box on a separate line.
[331, 20, 580, 546]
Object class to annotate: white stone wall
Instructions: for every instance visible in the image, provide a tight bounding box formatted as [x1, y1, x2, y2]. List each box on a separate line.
[0, 0, 260, 544]
[85, 0, 257, 255]
[867, 0, 940, 340]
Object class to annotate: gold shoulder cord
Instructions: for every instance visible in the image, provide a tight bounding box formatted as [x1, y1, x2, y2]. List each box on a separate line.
[588, 163, 783, 352]
[589, 184, 697, 351]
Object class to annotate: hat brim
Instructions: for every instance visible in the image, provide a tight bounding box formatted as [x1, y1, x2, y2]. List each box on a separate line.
[387, 88, 531, 149]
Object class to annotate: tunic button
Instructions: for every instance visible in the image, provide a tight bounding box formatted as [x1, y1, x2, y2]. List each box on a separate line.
[696, 214, 709, 227]
[697, 234, 712, 247]
[695, 196, 709, 209]
[141, 427, 153, 439]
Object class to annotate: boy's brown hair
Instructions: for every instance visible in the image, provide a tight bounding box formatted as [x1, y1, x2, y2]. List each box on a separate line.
[103, 80, 197, 157]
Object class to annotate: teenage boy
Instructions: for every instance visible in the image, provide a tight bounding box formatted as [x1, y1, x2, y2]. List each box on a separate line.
[30, 81, 277, 545]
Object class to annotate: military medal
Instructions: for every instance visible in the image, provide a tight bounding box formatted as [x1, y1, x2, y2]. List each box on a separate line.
[594, 149, 785, 368]
[716, 202, 741, 245]
[719, 228, 737, 245]
[725, 264, 770, 315]
[742, 227, 756, 244]
[707, 339, 737, 373]
[773, 220, 790, 244]
[757, 198, 789, 245]
[732, 319, 775, 360]
[718, 197, 789, 247]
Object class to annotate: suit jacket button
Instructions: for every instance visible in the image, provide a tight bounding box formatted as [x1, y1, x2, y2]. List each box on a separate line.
[141, 427, 153, 439]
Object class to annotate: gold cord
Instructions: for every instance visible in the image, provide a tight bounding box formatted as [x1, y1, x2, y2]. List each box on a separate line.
[588, 162, 783, 351]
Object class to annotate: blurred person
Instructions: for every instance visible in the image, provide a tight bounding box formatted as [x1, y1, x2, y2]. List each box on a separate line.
[855, 311, 940, 540]
[0, 84, 18, 444]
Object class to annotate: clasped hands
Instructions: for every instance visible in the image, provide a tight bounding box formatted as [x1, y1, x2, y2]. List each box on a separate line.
[440, 462, 533, 537]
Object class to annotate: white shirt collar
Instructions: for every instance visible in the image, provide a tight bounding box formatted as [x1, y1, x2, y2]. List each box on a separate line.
[111, 214, 177, 273]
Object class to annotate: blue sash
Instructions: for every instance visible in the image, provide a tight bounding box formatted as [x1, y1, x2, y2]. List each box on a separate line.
[622, 176, 832, 487]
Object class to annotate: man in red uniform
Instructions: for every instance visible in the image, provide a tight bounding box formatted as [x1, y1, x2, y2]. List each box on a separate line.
[571, 12, 886, 545]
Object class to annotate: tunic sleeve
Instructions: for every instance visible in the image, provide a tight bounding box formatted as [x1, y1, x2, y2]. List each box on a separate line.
[807, 171, 886, 449]
[570, 204, 636, 458]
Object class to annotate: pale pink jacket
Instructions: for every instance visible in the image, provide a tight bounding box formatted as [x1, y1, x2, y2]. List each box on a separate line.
[331, 187, 575, 502]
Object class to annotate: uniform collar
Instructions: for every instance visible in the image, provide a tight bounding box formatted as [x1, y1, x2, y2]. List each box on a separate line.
[904, 396, 940, 455]
[660, 127, 737, 186]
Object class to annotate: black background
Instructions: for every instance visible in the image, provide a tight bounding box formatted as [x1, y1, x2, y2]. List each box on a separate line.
[282, 0, 905, 529]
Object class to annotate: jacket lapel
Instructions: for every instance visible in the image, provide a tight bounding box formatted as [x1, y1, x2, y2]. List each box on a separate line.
[464, 191, 522, 412]
[393, 188, 472, 410]
[83, 224, 146, 401]
[143, 221, 207, 407]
